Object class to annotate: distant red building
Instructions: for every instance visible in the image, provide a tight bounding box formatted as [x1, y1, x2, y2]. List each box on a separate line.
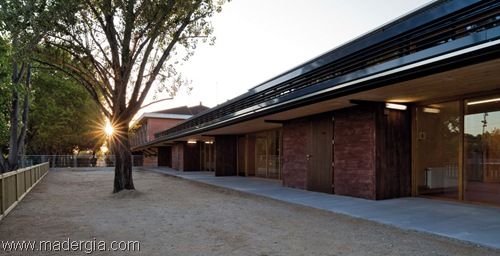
[130, 103, 209, 166]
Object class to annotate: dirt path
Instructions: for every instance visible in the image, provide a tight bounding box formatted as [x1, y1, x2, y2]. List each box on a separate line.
[0, 169, 498, 255]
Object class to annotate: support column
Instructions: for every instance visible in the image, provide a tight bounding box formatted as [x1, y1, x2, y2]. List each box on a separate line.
[171, 142, 185, 171]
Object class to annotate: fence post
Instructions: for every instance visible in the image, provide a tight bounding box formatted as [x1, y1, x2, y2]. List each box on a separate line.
[15, 169, 19, 204]
[1, 173, 4, 216]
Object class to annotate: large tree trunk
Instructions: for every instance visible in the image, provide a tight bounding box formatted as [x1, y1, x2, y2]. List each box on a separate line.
[112, 122, 134, 193]
[0, 60, 30, 173]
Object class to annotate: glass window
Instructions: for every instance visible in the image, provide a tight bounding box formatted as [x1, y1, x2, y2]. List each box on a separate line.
[416, 101, 460, 200]
[253, 130, 282, 180]
[255, 132, 268, 178]
[464, 96, 500, 205]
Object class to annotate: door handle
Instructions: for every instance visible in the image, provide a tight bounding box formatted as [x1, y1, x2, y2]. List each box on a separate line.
[307, 154, 312, 160]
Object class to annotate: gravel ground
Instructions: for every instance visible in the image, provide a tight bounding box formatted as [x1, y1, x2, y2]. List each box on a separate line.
[0, 169, 499, 256]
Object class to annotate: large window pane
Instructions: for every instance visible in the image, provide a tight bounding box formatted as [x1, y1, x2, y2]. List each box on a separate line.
[464, 96, 500, 205]
[267, 130, 281, 180]
[254, 130, 282, 180]
[255, 133, 268, 178]
[416, 101, 460, 200]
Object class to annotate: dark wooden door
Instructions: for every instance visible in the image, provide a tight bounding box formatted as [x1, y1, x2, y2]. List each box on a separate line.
[307, 115, 333, 193]
[157, 146, 172, 167]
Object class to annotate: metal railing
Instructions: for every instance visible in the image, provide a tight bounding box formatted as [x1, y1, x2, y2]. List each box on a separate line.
[22, 155, 146, 168]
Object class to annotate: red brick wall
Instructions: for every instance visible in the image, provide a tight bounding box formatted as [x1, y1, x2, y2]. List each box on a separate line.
[282, 119, 308, 189]
[334, 106, 376, 200]
[148, 118, 184, 141]
[143, 156, 157, 166]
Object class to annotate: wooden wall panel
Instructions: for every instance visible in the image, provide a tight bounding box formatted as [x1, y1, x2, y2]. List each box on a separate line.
[375, 106, 412, 199]
[183, 142, 201, 171]
[307, 115, 333, 193]
[214, 135, 238, 176]
[246, 134, 256, 176]
[157, 146, 172, 167]
[238, 136, 246, 176]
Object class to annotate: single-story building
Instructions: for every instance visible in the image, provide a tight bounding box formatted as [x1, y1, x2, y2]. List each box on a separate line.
[134, 0, 500, 206]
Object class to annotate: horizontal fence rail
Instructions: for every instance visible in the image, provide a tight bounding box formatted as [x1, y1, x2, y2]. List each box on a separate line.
[22, 155, 147, 168]
[0, 162, 50, 221]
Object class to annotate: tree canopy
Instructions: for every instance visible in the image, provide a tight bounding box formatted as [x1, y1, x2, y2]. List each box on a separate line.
[33, 0, 228, 192]
[27, 67, 105, 155]
[37, 0, 225, 124]
[1, 0, 228, 188]
[0, 38, 11, 151]
[0, 0, 37, 172]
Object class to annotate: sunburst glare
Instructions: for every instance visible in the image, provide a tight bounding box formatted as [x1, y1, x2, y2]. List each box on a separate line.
[105, 121, 115, 137]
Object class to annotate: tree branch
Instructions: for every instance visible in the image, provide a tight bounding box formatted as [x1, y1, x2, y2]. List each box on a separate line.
[34, 56, 112, 118]
[131, 0, 204, 115]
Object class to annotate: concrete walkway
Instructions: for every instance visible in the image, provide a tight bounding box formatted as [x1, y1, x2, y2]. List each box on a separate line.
[140, 167, 500, 250]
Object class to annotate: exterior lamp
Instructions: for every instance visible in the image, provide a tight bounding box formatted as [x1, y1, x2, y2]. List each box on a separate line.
[423, 107, 440, 113]
[385, 103, 407, 110]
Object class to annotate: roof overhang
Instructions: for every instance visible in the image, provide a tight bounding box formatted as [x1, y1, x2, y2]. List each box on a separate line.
[141, 47, 500, 147]
[141, 0, 500, 146]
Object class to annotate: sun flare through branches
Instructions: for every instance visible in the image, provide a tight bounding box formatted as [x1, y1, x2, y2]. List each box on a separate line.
[104, 121, 115, 137]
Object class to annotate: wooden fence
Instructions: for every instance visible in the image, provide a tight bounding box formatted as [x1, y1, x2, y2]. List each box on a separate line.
[0, 162, 50, 221]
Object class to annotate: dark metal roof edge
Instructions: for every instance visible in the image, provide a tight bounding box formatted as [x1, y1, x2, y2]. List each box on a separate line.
[171, 1, 453, 117]
[158, 0, 477, 124]
[244, 0, 466, 93]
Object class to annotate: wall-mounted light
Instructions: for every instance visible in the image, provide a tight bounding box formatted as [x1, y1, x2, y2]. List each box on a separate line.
[205, 141, 213, 144]
[423, 107, 440, 114]
[385, 103, 407, 110]
[187, 140, 197, 144]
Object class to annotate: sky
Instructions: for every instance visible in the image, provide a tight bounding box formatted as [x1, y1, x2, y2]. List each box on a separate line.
[138, 0, 434, 117]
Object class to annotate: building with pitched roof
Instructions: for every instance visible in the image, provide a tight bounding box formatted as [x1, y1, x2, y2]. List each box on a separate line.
[130, 103, 210, 166]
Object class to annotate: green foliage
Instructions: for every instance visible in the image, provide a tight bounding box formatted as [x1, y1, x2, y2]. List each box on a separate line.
[36, 0, 229, 124]
[27, 68, 105, 154]
[0, 37, 12, 152]
[2, 0, 229, 186]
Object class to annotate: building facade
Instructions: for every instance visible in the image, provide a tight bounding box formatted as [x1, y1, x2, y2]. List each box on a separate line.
[142, 0, 500, 206]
